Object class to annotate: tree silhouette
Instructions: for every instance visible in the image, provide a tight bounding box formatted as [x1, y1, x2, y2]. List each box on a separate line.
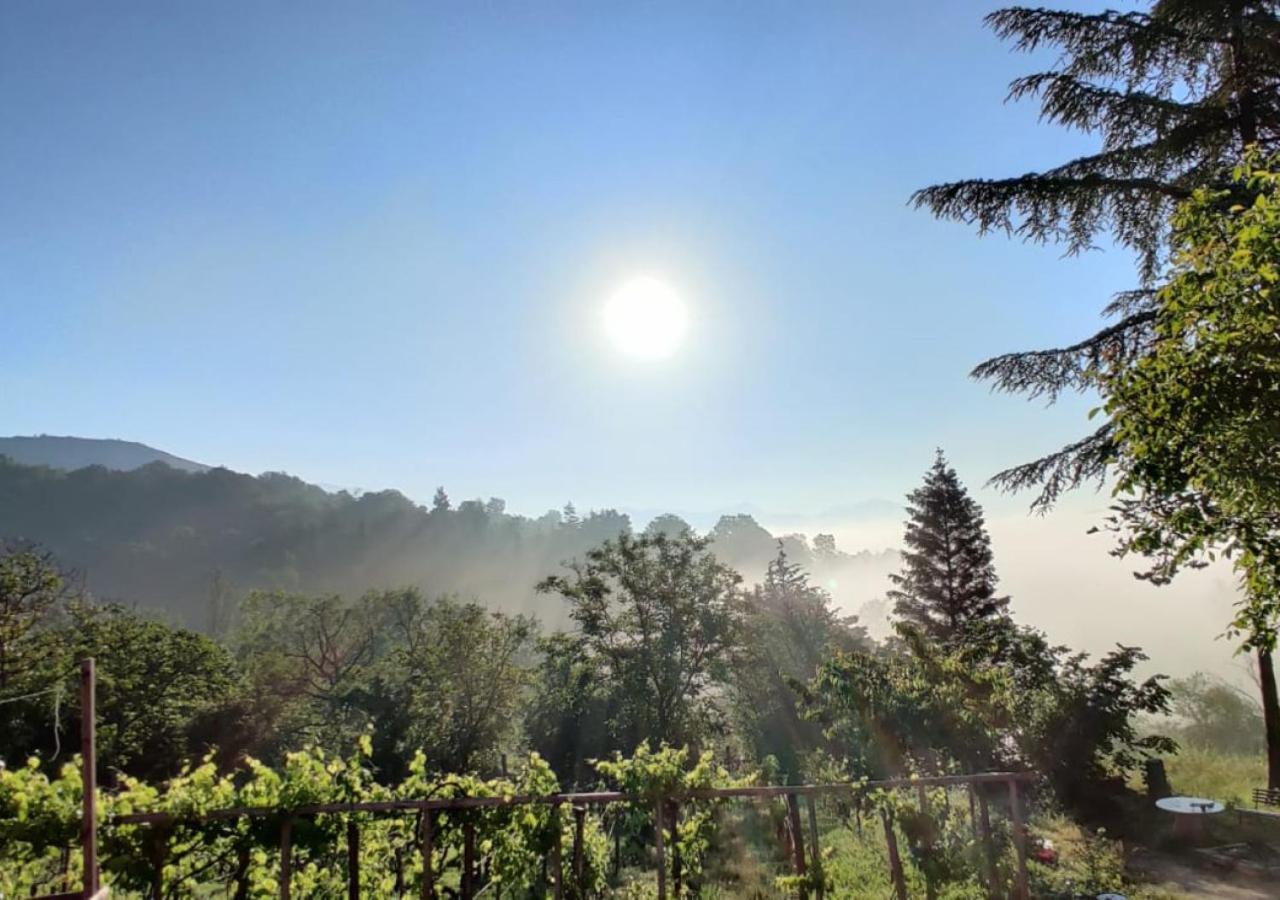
[888, 453, 1009, 644]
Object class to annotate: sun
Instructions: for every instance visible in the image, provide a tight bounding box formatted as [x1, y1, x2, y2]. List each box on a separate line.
[602, 277, 688, 360]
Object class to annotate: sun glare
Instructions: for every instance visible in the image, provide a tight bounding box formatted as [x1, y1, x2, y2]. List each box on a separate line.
[602, 277, 688, 360]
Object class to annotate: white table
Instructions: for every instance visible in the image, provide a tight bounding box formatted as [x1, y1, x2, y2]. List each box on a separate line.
[1156, 796, 1224, 840]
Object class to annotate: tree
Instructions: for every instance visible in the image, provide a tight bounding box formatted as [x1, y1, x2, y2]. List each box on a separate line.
[810, 616, 1173, 812]
[0, 544, 71, 693]
[709, 514, 778, 576]
[431, 486, 451, 513]
[732, 544, 866, 778]
[1100, 156, 1280, 783]
[1167, 672, 1264, 755]
[233, 590, 391, 756]
[888, 453, 1009, 644]
[561, 502, 580, 529]
[525, 632, 615, 785]
[537, 532, 744, 750]
[374, 594, 536, 775]
[812, 534, 838, 560]
[64, 603, 244, 781]
[643, 513, 693, 539]
[914, 1, 1280, 507]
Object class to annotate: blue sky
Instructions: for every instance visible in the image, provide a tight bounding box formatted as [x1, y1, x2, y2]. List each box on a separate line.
[2, 0, 1137, 520]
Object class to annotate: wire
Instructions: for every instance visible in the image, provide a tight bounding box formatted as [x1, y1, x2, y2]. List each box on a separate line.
[0, 671, 73, 761]
[50, 682, 63, 761]
[0, 683, 63, 707]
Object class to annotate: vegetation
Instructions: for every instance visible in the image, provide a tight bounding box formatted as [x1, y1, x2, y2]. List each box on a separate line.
[0, 456, 1189, 894]
[915, 0, 1280, 507]
[1102, 155, 1280, 785]
[7, 2, 1280, 895]
[914, 0, 1280, 795]
[887, 452, 1008, 646]
[0, 455, 896, 634]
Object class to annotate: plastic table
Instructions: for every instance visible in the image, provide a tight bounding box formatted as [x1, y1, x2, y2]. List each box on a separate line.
[1155, 796, 1224, 841]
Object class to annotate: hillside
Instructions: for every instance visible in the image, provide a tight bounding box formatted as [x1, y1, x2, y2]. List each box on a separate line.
[0, 435, 208, 473]
[0, 455, 898, 631]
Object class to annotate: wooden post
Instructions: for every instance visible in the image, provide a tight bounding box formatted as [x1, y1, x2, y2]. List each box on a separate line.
[786, 793, 807, 899]
[550, 803, 563, 900]
[805, 794, 823, 900]
[80, 658, 99, 896]
[234, 842, 250, 900]
[669, 800, 682, 899]
[880, 808, 907, 900]
[347, 816, 360, 899]
[968, 785, 978, 839]
[280, 818, 293, 900]
[978, 792, 997, 898]
[654, 797, 667, 900]
[419, 811, 435, 900]
[462, 819, 476, 900]
[572, 805, 587, 886]
[149, 826, 166, 899]
[613, 809, 622, 877]
[1008, 780, 1029, 900]
[917, 783, 928, 816]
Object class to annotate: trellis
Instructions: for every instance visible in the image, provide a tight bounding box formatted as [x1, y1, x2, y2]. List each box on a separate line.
[34, 658, 1037, 899]
[108, 772, 1035, 898]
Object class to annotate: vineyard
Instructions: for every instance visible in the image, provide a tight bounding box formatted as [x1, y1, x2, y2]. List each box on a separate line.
[2, 732, 1045, 899]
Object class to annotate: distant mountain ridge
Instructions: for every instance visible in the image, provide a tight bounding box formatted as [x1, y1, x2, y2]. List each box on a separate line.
[0, 435, 209, 474]
[0, 444, 899, 633]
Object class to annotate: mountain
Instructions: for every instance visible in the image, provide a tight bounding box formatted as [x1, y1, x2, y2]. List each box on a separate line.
[0, 452, 898, 633]
[0, 435, 209, 474]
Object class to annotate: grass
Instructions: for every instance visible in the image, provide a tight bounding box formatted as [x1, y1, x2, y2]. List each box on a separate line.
[1161, 747, 1268, 807]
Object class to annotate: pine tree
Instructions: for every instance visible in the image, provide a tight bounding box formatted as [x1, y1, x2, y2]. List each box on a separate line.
[431, 486, 450, 514]
[561, 502, 581, 529]
[914, 2, 1280, 508]
[888, 453, 1009, 644]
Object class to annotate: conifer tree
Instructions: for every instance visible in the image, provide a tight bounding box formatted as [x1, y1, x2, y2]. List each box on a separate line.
[914, 2, 1280, 507]
[431, 486, 450, 514]
[888, 453, 1009, 644]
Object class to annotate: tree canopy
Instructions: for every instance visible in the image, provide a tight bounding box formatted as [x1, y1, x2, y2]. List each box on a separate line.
[915, 1, 1280, 508]
[888, 453, 1009, 645]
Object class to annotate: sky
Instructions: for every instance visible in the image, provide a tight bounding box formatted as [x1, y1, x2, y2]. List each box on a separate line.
[1, 0, 1141, 518]
[4, 1, 1251, 679]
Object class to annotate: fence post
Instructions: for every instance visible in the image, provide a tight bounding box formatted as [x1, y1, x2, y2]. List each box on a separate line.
[148, 826, 166, 899]
[551, 803, 563, 900]
[785, 793, 807, 899]
[613, 808, 622, 877]
[880, 808, 908, 900]
[347, 816, 360, 899]
[805, 794, 823, 900]
[978, 791, 998, 898]
[80, 658, 99, 896]
[670, 800, 683, 898]
[462, 819, 476, 900]
[572, 805, 587, 886]
[419, 811, 435, 900]
[968, 784, 978, 839]
[1008, 780, 1029, 900]
[654, 796, 667, 900]
[234, 841, 250, 900]
[280, 817, 293, 900]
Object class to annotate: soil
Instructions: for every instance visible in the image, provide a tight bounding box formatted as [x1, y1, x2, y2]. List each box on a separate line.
[1129, 848, 1280, 899]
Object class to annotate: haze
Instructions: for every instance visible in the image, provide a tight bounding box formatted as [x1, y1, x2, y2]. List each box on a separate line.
[0, 1, 1244, 682]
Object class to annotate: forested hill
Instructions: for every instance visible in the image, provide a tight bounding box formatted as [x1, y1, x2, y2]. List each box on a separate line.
[0, 435, 209, 473]
[0, 455, 897, 631]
